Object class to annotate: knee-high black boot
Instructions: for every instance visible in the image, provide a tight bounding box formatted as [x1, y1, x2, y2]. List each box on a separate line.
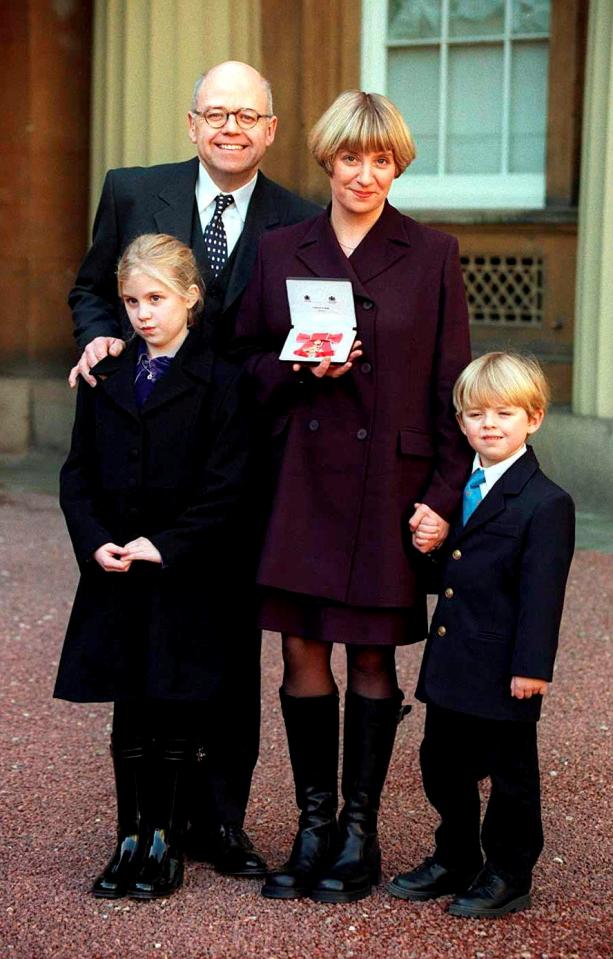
[262, 691, 339, 900]
[91, 737, 146, 899]
[310, 690, 407, 904]
[128, 737, 190, 900]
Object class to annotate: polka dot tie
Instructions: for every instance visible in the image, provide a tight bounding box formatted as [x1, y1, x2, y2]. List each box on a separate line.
[203, 193, 234, 277]
[462, 467, 486, 525]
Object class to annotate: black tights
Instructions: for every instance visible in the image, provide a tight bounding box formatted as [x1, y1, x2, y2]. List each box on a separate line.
[281, 635, 398, 700]
[112, 699, 200, 744]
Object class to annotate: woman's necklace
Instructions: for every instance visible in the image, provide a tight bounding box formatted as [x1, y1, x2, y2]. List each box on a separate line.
[331, 206, 380, 258]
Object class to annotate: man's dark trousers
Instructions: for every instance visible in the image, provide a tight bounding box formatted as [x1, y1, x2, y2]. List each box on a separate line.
[69, 157, 320, 840]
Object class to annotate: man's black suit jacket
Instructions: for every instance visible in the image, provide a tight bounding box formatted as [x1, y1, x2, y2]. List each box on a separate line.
[69, 157, 320, 350]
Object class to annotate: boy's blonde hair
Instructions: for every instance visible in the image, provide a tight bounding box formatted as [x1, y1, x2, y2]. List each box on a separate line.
[117, 233, 205, 325]
[453, 352, 550, 415]
[308, 90, 416, 177]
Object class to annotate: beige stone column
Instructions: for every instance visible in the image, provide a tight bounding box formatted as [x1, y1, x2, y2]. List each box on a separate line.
[0, 0, 92, 375]
[573, 0, 613, 417]
[90, 0, 261, 222]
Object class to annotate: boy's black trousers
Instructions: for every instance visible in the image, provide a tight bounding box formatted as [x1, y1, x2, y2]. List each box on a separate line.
[420, 703, 544, 885]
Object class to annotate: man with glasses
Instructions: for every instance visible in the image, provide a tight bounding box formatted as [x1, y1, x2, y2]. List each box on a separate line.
[67, 60, 319, 879]
[70, 60, 317, 377]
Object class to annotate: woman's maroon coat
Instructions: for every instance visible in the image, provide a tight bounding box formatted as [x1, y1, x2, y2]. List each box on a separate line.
[235, 203, 472, 608]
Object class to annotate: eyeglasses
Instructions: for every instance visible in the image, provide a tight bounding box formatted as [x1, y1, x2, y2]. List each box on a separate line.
[191, 108, 273, 130]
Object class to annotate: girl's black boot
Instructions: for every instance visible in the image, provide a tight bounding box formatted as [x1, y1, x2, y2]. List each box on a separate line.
[262, 691, 339, 899]
[91, 737, 146, 899]
[129, 737, 190, 900]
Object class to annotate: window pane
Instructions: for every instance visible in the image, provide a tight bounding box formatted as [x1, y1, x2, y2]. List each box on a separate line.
[509, 41, 548, 172]
[449, 0, 505, 38]
[388, 0, 441, 41]
[512, 0, 550, 35]
[447, 45, 503, 173]
[388, 48, 440, 174]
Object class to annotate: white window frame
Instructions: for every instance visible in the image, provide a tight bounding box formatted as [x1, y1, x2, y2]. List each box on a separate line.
[361, 0, 549, 210]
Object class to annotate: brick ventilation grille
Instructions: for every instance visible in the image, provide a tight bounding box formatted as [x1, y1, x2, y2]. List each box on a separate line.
[460, 254, 544, 325]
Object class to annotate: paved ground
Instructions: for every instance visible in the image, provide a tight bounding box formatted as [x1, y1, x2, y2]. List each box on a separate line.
[1, 473, 612, 958]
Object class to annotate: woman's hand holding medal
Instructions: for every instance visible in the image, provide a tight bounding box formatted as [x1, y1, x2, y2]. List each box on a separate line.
[292, 339, 363, 379]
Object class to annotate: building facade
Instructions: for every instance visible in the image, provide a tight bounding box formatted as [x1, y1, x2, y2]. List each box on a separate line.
[0, 0, 612, 503]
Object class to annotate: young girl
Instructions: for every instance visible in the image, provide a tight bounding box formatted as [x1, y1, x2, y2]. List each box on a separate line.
[55, 234, 252, 900]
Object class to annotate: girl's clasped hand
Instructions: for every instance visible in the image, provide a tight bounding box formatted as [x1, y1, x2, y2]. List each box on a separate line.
[93, 537, 162, 572]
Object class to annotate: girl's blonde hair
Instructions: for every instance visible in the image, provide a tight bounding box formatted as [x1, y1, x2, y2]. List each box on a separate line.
[308, 90, 416, 177]
[117, 233, 205, 325]
[453, 352, 550, 415]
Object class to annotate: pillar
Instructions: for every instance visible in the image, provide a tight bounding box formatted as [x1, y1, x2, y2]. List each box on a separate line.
[573, 0, 613, 417]
[0, 0, 92, 375]
[90, 0, 261, 221]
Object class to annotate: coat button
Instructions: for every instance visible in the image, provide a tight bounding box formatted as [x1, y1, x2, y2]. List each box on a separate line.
[362, 300, 374, 311]
[308, 419, 320, 431]
[437, 626, 447, 637]
[452, 549, 462, 560]
[129, 447, 140, 460]
[361, 362, 372, 374]
[356, 428, 368, 440]
[444, 587, 454, 599]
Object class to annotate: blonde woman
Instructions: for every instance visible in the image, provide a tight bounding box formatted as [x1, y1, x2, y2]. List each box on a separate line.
[235, 91, 472, 903]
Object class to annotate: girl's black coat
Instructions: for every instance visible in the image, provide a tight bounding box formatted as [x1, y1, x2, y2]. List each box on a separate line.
[54, 333, 253, 703]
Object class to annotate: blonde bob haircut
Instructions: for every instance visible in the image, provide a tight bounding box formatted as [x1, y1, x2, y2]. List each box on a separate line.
[453, 352, 550, 416]
[117, 233, 205, 326]
[308, 90, 416, 177]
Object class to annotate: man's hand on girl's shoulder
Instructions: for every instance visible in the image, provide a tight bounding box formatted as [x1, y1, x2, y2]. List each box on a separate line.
[68, 337, 126, 388]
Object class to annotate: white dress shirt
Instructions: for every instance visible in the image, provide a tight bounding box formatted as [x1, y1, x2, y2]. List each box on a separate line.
[472, 444, 527, 500]
[195, 164, 258, 257]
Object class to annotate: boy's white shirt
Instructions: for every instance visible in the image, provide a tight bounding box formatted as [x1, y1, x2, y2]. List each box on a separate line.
[472, 444, 527, 500]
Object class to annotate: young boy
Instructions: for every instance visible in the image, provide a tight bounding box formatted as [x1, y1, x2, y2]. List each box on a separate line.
[389, 352, 575, 918]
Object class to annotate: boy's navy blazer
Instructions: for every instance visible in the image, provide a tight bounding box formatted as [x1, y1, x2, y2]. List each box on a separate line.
[416, 447, 575, 722]
[56, 333, 252, 703]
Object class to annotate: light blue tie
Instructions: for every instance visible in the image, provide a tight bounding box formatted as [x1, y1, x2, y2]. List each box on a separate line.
[462, 468, 486, 525]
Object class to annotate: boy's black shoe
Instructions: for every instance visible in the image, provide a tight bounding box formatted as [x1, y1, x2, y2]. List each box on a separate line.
[448, 865, 531, 918]
[387, 856, 481, 901]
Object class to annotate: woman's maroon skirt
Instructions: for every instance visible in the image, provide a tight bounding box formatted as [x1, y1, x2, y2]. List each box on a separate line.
[258, 587, 427, 647]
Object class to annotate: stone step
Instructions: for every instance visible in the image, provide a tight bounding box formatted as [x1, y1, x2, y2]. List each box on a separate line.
[0, 377, 74, 455]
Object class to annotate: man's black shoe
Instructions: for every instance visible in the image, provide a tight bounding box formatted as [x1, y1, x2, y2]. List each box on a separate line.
[387, 856, 481, 901]
[186, 824, 267, 877]
[448, 865, 531, 918]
